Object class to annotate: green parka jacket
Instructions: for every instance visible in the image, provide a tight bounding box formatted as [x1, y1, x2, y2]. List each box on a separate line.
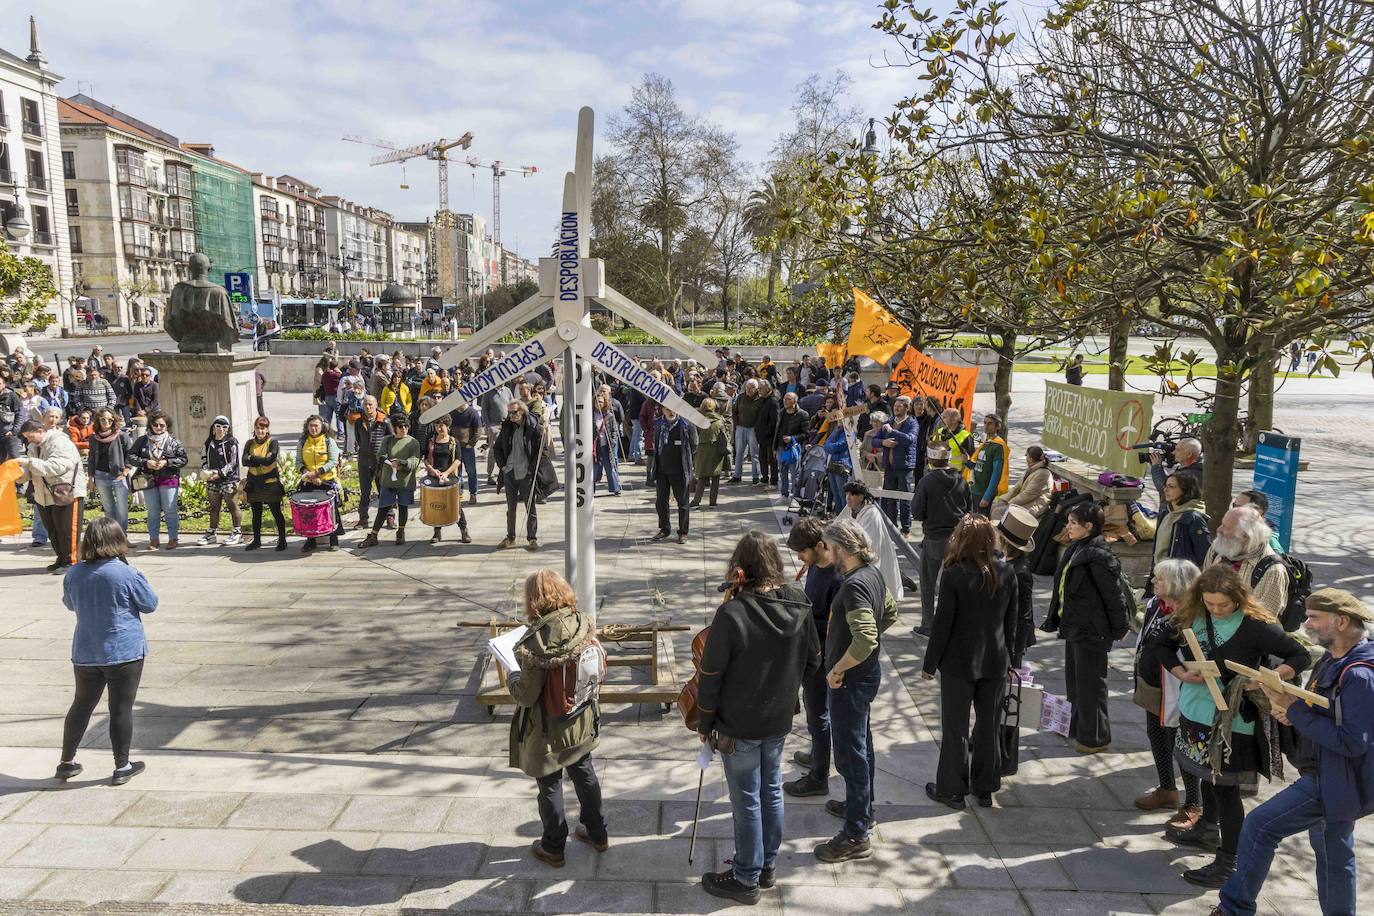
[507, 606, 600, 778]
[694, 410, 732, 480]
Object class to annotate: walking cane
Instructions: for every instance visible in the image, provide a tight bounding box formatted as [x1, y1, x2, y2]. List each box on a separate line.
[688, 767, 705, 865]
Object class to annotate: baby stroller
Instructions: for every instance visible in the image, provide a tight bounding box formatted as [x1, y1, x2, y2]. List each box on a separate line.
[785, 444, 837, 525]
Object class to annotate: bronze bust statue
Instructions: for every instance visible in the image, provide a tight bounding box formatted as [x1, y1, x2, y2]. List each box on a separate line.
[165, 253, 238, 354]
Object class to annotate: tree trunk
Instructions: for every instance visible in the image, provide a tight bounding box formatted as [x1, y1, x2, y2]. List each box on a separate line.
[1200, 357, 1242, 527]
[994, 333, 1016, 425]
[765, 252, 780, 307]
[1107, 308, 1132, 391]
[1245, 333, 1277, 455]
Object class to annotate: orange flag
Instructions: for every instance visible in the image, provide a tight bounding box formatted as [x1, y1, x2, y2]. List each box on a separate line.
[0, 460, 22, 537]
[815, 342, 848, 370]
[846, 288, 911, 365]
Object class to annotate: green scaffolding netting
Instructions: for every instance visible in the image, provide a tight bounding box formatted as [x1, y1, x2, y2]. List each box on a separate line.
[190, 156, 256, 286]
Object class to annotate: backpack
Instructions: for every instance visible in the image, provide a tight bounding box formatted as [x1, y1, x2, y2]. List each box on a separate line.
[541, 638, 606, 720]
[1252, 554, 1314, 632]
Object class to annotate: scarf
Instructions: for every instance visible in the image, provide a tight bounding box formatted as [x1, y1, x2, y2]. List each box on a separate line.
[147, 430, 170, 452]
[92, 425, 122, 444]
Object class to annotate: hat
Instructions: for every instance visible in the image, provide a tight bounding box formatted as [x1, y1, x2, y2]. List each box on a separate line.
[211, 415, 230, 427]
[1306, 588, 1374, 623]
[927, 445, 951, 463]
[997, 505, 1037, 553]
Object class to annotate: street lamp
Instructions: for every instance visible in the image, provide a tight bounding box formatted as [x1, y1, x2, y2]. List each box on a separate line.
[3, 192, 30, 244]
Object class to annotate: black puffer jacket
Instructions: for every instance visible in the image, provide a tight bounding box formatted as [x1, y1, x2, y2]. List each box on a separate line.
[1043, 535, 1130, 643]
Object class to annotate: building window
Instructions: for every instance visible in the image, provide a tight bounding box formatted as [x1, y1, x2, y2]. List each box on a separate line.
[32, 205, 52, 246]
[25, 149, 46, 191]
[69, 225, 82, 254]
[20, 98, 41, 137]
[115, 148, 146, 186]
[119, 186, 150, 221]
[122, 222, 153, 258]
[66, 188, 78, 216]
[62, 150, 76, 180]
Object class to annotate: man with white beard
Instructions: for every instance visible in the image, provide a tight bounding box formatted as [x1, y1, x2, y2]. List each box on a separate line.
[1203, 506, 1289, 619]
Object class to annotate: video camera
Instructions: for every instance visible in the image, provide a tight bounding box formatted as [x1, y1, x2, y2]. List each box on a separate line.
[1131, 436, 1177, 465]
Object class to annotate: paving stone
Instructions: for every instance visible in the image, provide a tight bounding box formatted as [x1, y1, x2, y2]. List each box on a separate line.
[7, 824, 156, 868]
[0, 867, 48, 900]
[243, 719, 414, 754]
[994, 844, 1076, 890]
[653, 879, 786, 913]
[26, 868, 171, 904]
[1023, 889, 1155, 915]
[279, 873, 413, 907]
[479, 837, 599, 880]
[527, 877, 654, 913]
[971, 806, 1100, 848]
[113, 791, 247, 827]
[360, 831, 486, 877]
[123, 826, 267, 870]
[779, 883, 906, 914]
[240, 830, 379, 874]
[153, 871, 293, 905]
[1055, 837, 1197, 894]
[833, 841, 951, 889]
[7, 787, 143, 826]
[334, 794, 453, 832]
[401, 877, 532, 912]
[899, 887, 1033, 915]
[225, 793, 351, 830]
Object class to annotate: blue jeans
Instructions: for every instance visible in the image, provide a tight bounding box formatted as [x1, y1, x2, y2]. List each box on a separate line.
[733, 427, 758, 480]
[779, 454, 798, 500]
[31, 501, 48, 544]
[830, 666, 879, 840]
[719, 734, 786, 887]
[321, 395, 339, 434]
[1220, 775, 1356, 916]
[629, 419, 644, 461]
[460, 446, 478, 499]
[93, 471, 130, 530]
[826, 469, 848, 514]
[882, 467, 914, 529]
[594, 438, 621, 494]
[144, 484, 180, 543]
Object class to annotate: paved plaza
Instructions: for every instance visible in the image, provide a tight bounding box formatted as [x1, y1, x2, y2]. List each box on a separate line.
[1, 375, 1371, 914]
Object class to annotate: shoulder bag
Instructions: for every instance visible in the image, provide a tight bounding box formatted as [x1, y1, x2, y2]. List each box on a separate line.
[48, 461, 80, 506]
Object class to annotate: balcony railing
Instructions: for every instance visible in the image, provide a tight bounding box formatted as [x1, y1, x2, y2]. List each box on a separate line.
[22, 119, 41, 137]
[170, 215, 191, 229]
[126, 243, 152, 258]
[260, 208, 281, 222]
[27, 175, 47, 192]
[32, 231, 54, 247]
[116, 168, 147, 188]
[120, 207, 150, 221]
[66, 204, 79, 217]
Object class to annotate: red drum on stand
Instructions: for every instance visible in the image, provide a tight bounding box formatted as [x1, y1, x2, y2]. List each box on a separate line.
[290, 491, 336, 538]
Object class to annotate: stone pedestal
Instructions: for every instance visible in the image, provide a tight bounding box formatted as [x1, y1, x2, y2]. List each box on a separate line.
[142, 351, 266, 467]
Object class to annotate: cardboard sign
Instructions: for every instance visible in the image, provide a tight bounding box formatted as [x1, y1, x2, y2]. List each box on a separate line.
[889, 348, 978, 430]
[1042, 381, 1154, 475]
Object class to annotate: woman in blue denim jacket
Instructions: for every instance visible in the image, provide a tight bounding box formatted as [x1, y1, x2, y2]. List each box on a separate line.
[56, 517, 158, 786]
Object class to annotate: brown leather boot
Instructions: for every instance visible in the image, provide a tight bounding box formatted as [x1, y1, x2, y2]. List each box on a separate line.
[1134, 786, 1181, 811]
[1167, 804, 1202, 831]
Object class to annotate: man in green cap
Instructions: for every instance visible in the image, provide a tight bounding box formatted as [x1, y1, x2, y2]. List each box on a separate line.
[1212, 588, 1374, 916]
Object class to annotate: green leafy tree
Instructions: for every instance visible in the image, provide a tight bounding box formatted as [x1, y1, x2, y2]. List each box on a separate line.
[872, 0, 1374, 522]
[0, 249, 57, 329]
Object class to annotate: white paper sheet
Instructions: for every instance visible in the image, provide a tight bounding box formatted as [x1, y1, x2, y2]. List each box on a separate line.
[697, 741, 714, 770]
[488, 625, 528, 674]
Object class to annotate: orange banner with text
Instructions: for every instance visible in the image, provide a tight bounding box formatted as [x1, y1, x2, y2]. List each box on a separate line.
[889, 348, 978, 430]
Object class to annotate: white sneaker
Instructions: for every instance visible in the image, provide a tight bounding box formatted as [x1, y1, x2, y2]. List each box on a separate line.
[223, 532, 243, 546]
[197, 532, 217, 546]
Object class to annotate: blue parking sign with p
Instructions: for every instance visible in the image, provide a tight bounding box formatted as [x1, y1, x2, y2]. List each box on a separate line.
[225, 273, 252, 298]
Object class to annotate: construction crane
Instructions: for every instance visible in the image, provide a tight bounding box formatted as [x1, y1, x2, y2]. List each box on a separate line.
[344, 132, 474, 304]
[465, 157, 537, 284]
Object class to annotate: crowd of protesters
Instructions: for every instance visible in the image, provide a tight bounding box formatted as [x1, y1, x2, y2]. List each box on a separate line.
[6, 337, 1372, 916]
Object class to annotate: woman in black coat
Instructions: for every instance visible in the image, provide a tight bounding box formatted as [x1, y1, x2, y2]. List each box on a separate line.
[1042, 502, 1130, 753]
[754, 382, 780, 488]
[1143, 564, 1308, 888]
[922, 514, 1019, 809]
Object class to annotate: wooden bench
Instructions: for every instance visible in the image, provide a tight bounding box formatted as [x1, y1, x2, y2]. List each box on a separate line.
[463, 620, 687, 715]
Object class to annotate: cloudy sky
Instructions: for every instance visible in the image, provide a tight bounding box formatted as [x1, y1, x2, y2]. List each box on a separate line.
[16, 0, 934, 260]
